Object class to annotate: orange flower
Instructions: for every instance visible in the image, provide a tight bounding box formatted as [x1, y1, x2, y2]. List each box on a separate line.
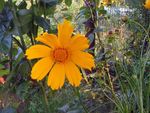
[144, 0, 150, 9]
[26, 20, 95, 90]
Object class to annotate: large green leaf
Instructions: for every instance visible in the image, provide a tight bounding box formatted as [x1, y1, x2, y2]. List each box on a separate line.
[15, 9, 32, 27]
[12, 9, 33, 35]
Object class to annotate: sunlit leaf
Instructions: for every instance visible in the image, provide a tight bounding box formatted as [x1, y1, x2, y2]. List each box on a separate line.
[65, 0, 72, 7]
[0, 69, 9, 77]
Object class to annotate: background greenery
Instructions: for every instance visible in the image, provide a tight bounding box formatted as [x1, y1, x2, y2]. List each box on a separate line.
[0, 0, 149, 113]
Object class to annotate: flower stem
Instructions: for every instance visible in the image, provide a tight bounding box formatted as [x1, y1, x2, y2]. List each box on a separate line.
[73, 87, 89, 113]
[39, 82, 49, 113]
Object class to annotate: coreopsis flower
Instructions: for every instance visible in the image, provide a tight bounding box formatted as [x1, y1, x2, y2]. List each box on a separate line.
[144, 0, 150, 9]
[26, 20, 95, 90]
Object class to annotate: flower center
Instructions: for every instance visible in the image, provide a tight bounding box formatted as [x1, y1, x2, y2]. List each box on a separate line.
[53, 48, 68, 62]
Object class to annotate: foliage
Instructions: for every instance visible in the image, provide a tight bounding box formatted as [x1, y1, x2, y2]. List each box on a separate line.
[0, 0, 149, 113]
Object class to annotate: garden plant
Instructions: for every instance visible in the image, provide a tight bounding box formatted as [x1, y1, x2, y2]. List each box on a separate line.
[0, 0, 150, 113]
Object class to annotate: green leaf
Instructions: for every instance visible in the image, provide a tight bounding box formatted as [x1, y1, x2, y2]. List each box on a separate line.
[65, 0, 72, 7]
[39, 0, 58, 8]
[0, 64, 5, 69]
[16, 9, 32, 27]
[63, 13, 72, 20]
[0, 33, 12, 54]
[107, 37, 115, 43]
[16, 81, 31, 99]
[0, 69, 9, 77]
[35, 16, 50, 30]
[77, 6, 90, 19]
[17, 9, 32, 16]
[0, 0, 5, 11]
[19, 23, 32, 35]
[12, 48, 24, 68]
[98, 6, 107, 15]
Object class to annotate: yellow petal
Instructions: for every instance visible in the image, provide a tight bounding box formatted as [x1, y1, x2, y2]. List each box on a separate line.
[31, 57, 54, 80]
[69, 34, 89, 51]
[57, 20, 73, 47]
[26, 45, 51, 60]
[64, 61, 82, 87]
[71, 51, 95, 70]
[144, 0, 150, 9]
[36, 32, 59, 48]
[47, 63, 65, 90]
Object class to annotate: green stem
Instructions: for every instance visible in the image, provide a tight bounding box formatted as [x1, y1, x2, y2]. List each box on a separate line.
[139, 77, 145, 112]
[11, 3, 26, 52]
[39, 82, 49, 113]
[129, 20, 150, 113]
[139, 65, 144, 113]
[9, 38, 13, 71]
[73, 87, 88, 113]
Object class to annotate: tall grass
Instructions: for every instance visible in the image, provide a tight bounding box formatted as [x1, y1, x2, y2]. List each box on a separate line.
[100, 20, 150, 113]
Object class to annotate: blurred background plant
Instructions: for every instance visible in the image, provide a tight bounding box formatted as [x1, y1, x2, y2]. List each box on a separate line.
[0, 0, 149, 113]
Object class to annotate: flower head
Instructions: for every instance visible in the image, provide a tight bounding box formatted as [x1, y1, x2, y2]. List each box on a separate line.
[26, 20, 95, 90]
[144, 0, 150, 9]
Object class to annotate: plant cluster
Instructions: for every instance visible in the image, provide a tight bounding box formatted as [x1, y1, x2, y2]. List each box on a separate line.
[0, 0, 149, 113]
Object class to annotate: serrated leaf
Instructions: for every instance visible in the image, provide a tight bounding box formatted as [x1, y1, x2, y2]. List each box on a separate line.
[65, 0, 72, 7]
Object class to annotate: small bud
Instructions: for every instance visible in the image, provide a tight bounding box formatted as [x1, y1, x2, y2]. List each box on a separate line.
[0, 77, 5, 84]
[121, 16, 128, 22]
[108, 30, 113, 35]
[114, 29, 120, 34]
